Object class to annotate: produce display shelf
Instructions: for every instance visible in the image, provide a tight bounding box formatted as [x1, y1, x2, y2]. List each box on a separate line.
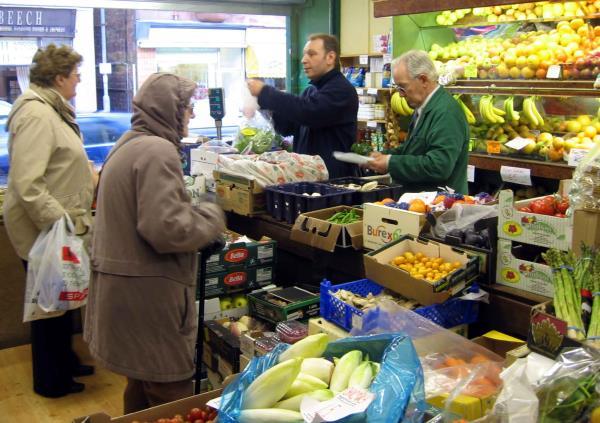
[445, 79, 599, 98]
[468, 153, 574, 180]
[374, 0, 580, 17]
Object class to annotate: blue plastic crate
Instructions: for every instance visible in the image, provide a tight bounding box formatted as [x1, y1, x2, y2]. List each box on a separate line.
[415, 297, 479, 328]
[320, 279, 385, 331]
[321, 278, 480, 331]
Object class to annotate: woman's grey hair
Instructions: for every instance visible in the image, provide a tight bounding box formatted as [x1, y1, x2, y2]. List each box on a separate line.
[392, 50, 438, 82]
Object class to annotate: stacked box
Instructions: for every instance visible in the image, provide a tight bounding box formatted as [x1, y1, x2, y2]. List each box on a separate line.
[198, 231, 277, 298]
[496, 190, 569, 296]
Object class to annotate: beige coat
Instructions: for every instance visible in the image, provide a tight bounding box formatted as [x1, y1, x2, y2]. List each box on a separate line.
[84, 74, 225, 382]
[3, 89, 94, 259]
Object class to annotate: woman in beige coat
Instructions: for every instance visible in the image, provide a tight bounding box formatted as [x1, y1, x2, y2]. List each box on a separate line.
[3, 44, 95, 397]
[85, 73, 226, 413]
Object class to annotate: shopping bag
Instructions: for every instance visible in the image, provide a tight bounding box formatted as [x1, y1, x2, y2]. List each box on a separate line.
[23, 214, 90, 322]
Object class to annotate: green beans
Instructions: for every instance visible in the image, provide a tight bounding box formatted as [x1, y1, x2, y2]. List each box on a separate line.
[327, 209, 360, 224]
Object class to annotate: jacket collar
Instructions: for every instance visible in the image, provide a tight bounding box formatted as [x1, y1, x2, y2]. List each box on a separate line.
[310, 68, 339, 88]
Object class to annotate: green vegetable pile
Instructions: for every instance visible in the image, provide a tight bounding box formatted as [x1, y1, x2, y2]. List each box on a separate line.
[350, 142, 373, 156]
[538, 373, 599, 423]
[235, 126, 283, 154]
[327, 209, 360, 225]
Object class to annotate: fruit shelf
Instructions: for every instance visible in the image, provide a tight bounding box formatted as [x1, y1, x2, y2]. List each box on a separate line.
[373, 0, 588, 17]
[445, 79, 600, 98]
[468, 153, 574, 179]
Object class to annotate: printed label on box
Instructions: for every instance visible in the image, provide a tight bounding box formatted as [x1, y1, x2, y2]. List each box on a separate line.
[257, 244, 274, 260]
[257, 267, 272, 283]
[206, 276, 218, 287]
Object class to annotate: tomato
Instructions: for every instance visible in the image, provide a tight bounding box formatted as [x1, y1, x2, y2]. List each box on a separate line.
[518, 206, 532, 212]
[193, 420, 205, 423]
[189, 408, 203, 421]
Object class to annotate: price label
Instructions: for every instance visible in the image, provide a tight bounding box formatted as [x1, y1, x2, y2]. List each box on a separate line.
[486, 140, 501, 154]
[359, 55, 369, 65]
[568, 148, 589, 166]
[383, 53, 392, 64]
[505, 136, 533, 151]
[366, 120, 378, 128]
[367, 88, 379, 95]
[302, 387, 375, 423]
[464, 64, 478, 78]
[546, 65, 561, 79]
[500, 165, 532, 186]
[355, 88, 363, 95]
[467, 165, 475, 183]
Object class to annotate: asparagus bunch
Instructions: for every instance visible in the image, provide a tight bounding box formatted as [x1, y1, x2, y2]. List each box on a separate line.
[586, 251, 600, 347]
[542, 249, 586, 340]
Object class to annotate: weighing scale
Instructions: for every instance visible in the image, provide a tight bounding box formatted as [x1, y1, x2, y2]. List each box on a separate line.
[208, 88, 225, 139]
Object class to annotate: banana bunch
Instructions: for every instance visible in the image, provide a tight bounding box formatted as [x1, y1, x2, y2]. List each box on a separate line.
[503, 96, 520, 124]
[453, 94, 476, 124]
[479, 95, 505, 124]
[522, 96, 545, 128]
[391, 92, 414, 116]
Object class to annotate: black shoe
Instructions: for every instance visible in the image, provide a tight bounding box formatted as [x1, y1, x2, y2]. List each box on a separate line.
[68, 381, 85, 394]
[72, 364, 95, 377]
[34, 381, 85, 398]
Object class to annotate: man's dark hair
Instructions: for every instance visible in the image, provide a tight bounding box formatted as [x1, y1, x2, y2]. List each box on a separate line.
[308, 33, 340, 70]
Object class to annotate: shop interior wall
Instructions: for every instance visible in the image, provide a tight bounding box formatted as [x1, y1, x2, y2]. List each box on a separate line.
[289, 0, 339, 94]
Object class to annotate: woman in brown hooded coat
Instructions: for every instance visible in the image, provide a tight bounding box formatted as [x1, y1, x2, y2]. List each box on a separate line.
[84, 73, 225, 413]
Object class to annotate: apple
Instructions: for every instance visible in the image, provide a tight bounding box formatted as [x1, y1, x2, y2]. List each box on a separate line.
[232, 294, 248, 308]
[219, 296, 233, 310]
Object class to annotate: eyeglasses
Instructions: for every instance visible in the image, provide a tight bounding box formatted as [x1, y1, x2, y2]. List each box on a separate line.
[391, 84, 407, 95]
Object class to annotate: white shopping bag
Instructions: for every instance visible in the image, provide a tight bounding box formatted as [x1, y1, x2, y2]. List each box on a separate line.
[23, 214, 90, 322]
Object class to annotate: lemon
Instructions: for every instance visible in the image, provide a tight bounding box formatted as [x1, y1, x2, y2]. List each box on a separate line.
[241, 127, 257, 137]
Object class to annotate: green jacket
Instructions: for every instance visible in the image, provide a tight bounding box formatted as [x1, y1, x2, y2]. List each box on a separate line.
[387, 87, 469, 194]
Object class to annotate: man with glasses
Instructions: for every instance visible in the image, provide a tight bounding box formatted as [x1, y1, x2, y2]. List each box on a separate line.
[364, 50, 469, 194]
[247, 33, 358, 178]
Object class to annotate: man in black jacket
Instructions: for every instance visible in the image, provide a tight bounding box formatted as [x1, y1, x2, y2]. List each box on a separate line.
[247, 33, 359, 178]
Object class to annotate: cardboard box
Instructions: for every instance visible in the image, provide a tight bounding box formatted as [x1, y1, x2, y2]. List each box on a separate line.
[196, 297, 248, 322]
[496, 238, 554, 297]
[218, 354, 235, 379]
[572, 208, 600, 256]
[206, 230, 277, 274]
[74, 388, 222, 422]
[471, 330, 525, 359]
[202, 341, 218, 371]
[497, 190, 573, 251]
[200, 264, 274, 298]
[290, 206, 363, 252]
[203, 319, 241, 372]
[214, 170, 265, 216]
[364, 235, 479, 306]
[248, 286, 320, 324]
[240, 354, 252, 371]
[363, 202, 429, 250]
[505, 344, 530, 367]
[527, 301, 586, 359]
[427, 392, 495, 421]
[308, 317, 350, 340]
[240, 330, 276, 357]
[190, 148, 220, 191]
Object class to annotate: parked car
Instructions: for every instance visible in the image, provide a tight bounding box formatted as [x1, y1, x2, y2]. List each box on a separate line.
[0, 110, 238, 186]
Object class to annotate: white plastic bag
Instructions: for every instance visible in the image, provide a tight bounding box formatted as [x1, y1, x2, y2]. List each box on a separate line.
[23, 215, 90, 322]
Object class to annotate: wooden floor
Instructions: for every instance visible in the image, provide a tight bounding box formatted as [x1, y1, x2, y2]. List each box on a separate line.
[0, 334, 126, 421]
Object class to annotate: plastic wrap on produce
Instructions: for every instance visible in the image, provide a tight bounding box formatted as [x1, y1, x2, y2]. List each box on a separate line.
[218, 150, 329, 187]
[218, 334, 425, 423]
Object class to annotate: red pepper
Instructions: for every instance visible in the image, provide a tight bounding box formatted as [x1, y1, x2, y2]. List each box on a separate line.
[530, 198, 556, 215]
[518, 206, 533, 213]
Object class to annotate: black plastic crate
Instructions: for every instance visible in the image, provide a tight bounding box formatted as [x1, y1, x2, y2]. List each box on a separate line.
[326, 177, 405, 205]
[264, 182, 355, 223]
